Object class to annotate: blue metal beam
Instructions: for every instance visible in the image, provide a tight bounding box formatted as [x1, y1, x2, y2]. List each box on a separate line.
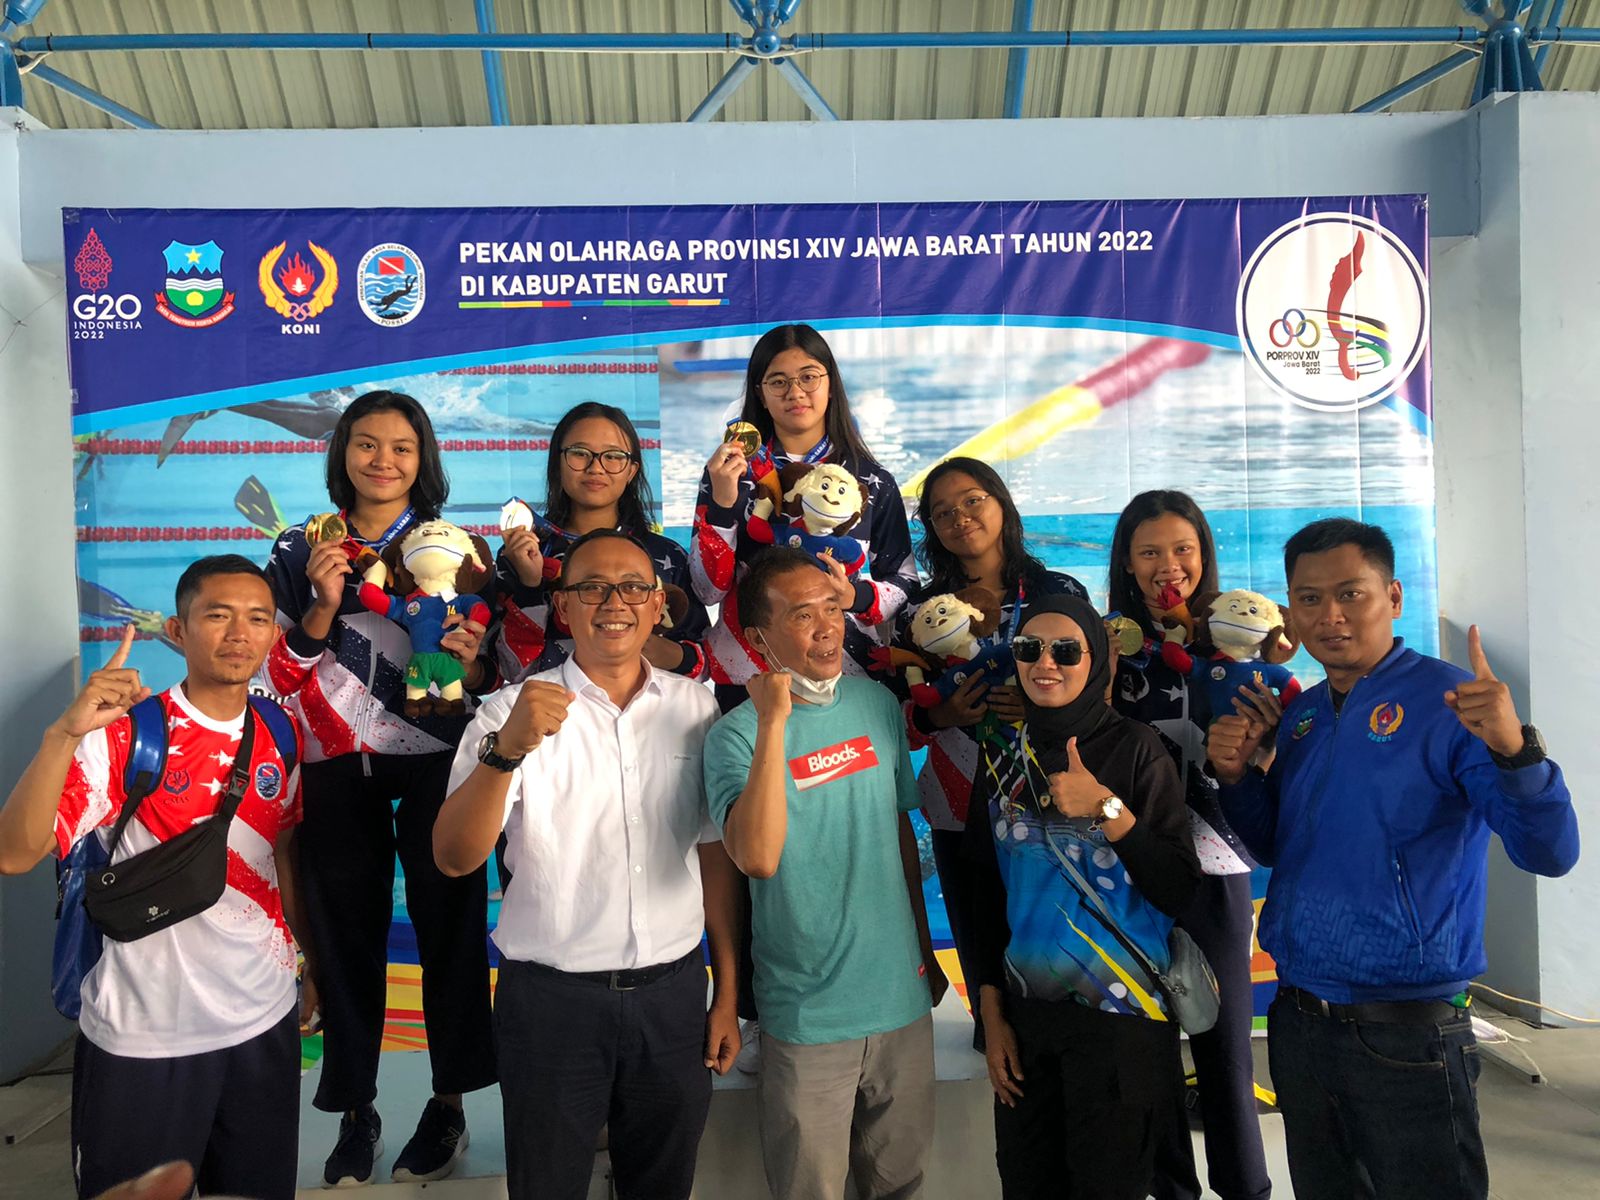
[1353, 48, 1479, 112]
[772, 56, 837, 120]
[23, 60, 161, 127]
[473, 0, 510, 126]
[789, 27, 1490, 50]
[1, 0, 52, 39]
[1472, 8, 1543, 101]
[688, 54, 758, 121]
[1533, 0, 1567, 71]
[1002, 0, 1034, 119]
[14, 32, 746, 53]
[18, 22, 1600, 59]
[0, 44, 22, 105]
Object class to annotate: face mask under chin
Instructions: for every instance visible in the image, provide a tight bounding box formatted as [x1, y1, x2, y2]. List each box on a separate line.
[758, 638, 842, 703]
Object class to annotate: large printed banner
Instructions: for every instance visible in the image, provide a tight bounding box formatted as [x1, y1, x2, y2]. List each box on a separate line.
[65, 198, 1434, 1040]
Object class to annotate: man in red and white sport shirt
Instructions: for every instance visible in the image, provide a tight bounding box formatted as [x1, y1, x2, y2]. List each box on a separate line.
[0, 556, 307, 1200]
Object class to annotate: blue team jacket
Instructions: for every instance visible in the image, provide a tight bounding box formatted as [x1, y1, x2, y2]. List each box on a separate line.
[1219, 639, 1578, 1004]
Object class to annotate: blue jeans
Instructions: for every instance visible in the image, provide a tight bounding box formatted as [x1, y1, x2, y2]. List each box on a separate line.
[1267, 993, 1487, 1200]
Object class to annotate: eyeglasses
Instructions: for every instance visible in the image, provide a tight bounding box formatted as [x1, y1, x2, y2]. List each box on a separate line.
[760, 369, 829, 396]
[1011, 636, 1084, 666]
[558, 580, 660, 606]
[561, 446, 635, 474]
[926, 493, 992, 530]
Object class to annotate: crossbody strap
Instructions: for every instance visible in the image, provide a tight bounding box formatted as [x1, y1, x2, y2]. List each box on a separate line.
[104, 706, 258, 859]
[1011, 735, 1168, 984]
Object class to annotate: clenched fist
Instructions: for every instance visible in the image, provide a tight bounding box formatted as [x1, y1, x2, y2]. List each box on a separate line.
[498, 680, 574, 757]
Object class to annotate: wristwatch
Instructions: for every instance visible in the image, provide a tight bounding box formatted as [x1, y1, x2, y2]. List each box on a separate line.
[1089, 793, 1125, 832]
[1489, 724, 1547, 770]
[477, 730, 526, 773]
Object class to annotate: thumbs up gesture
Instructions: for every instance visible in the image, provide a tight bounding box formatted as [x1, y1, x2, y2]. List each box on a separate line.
[1045, 737, 1109, 818]
[1444, 625, 1526, 757]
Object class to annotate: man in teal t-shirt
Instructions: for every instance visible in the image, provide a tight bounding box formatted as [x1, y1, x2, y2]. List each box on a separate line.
[704, 547, 945, 1200]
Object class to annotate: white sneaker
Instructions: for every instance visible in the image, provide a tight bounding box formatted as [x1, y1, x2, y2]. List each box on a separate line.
[735, 1019, 763, 1075]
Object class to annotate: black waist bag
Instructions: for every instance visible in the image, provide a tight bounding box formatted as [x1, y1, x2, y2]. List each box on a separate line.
[84, 715, 255, 943]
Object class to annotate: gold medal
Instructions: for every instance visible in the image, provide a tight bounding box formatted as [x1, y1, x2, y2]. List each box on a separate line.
[723, 421, 761, 458]
[305, 513, 348, 545]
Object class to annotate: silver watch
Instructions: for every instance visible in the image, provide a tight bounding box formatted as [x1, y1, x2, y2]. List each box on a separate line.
[1089, 793, 1125, 832]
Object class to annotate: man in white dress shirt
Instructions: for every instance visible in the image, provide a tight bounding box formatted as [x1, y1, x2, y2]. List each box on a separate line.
[436, 528, 740, 1200]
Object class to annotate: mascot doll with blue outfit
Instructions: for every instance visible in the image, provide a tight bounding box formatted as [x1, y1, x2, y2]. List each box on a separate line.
[746, 461, 869, 575]
[1160, 588, 1302, 716]
[359, 519, 493, 718]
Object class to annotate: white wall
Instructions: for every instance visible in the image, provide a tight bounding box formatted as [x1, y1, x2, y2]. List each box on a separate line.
[0, 111, 77, 1079]
[12, 111, 1476, 265]
[1512, 95, 1600, 1022]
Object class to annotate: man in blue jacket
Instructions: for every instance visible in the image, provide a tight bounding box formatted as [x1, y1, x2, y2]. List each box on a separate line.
[1208, 517, 1578, 1200]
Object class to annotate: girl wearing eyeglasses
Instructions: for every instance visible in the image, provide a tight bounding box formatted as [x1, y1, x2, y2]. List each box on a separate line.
[1106, 490, 1276, 1200]
[491, 401, 709, 684]
[966, 593, 1200, 1199]
[261, 390, 497, 1187]
[692, 324, 919, 709]
[896, 457, 1088, 1045]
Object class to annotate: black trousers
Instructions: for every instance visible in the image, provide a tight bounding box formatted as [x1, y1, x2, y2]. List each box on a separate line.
[1268, 993, 1487, 1200]
[994, 994, 1184, 1200]
[298, 750, 497, 1112]
[72, 1008, 300, 1200]
[1152, 872, 1272, 1200]
[495, 952, 714, 1200]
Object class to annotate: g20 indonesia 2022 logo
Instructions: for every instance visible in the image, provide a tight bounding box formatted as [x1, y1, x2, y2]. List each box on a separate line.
[1236, 213, 1429, 414]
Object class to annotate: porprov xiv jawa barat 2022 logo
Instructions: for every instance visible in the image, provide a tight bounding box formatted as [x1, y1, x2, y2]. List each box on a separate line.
[1236, 213, 1430, 414]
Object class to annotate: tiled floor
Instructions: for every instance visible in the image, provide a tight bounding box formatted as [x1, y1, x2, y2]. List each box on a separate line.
[4, 1005, 1598, 1199]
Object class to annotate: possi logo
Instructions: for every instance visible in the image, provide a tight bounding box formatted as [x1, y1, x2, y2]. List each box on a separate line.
[1236, 212, 1429, 414]
[789, 735, 879, 792]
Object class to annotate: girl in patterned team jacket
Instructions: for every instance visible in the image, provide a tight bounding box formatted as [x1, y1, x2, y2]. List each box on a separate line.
[262, 390, 496, 1189]
[893, 456, 1088, 1048]
[690, 323, 919, 714]
[490, 401, 709, 684]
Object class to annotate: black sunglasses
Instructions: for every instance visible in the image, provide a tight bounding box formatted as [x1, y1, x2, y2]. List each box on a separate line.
[1011, 636, 1085, 666]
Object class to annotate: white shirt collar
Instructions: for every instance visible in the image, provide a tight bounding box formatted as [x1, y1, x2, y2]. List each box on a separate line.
[559, 654, 663, 709]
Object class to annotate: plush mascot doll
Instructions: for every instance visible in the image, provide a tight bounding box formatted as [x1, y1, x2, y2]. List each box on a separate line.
[872, 588, 1013, 708]
[1160, 588, 1302, 717]
[747, 462, 869, 575]
[360, 519, 493, 718]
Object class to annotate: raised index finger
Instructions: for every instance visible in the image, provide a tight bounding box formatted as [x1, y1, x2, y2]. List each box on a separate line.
[1467, 624, 1496, 681]
[106, 623, 137, 670]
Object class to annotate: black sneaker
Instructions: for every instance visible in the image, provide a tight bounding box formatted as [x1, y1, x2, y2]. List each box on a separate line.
[391, 1098, 469, 1183]
[323, 1105, 383, 1188]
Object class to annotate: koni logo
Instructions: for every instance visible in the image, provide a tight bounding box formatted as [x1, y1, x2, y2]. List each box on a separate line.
[789, 735, 879, 792]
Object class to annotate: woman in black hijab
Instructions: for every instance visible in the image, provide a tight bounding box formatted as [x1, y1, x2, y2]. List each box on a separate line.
[966, 593, 1201, 1199]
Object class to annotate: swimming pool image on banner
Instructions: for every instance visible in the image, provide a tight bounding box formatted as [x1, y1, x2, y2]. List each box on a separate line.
[64, 198, 1434, 1049]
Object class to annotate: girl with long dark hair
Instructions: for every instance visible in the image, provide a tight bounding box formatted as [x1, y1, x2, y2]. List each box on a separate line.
[262, 390, 497, 1188]
[690, 324, 919, 708]
[491, 401, 708, 681]
[1106, 489, 1276, 1200]
[899, 457, 1087, 1035]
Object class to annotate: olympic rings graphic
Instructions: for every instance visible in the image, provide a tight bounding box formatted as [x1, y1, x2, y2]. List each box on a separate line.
[1268, 308, 1321, 348]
